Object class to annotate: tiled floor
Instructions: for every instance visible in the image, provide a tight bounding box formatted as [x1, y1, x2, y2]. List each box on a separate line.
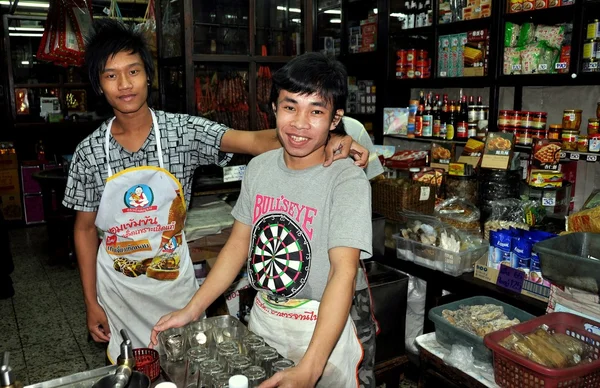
[1, 225, 419, 387]
[1, 226, 107, 386]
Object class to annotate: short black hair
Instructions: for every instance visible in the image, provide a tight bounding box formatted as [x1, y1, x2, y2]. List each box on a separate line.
[270, 52, 347, 135]
[84, 19, 154, 96]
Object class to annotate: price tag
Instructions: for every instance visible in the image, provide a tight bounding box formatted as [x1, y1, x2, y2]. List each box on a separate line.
[103, 6, 111, 15]
[440, 71, 447, 77]
[419, 186, 431, 201]
[496, 265, 526, 293]
[587, 155, 598, 162]
[538, 63, 548, 71]
[223, 165, 246, 182]
[542, 197, 556, 206]
[512, 64, 522, 71]
[570, 153, 580, 160]
[560, 152, 567, 159]
[555, 62, 568, 70]
[590, 62, 599, 70]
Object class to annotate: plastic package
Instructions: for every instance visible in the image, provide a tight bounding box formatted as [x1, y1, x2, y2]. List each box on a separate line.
[505, 22, 521, 48]
[445, 344, 475, 370]
[518, 23, 537, 47]
[521, 43, 544, 74]
[483, 199, 546, 240]
[405, 276, 427, 354]
[445, 175, 478, 205]
[435, 197, 481, 235]
[504, 47, 522, 74]
[535, 24, 566, 49]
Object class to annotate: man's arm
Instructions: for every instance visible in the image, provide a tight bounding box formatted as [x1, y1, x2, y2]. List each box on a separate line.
[74, 211, 109, 342]
[220, 129, 369, 166]
[150, 220, 251, 345]
[261, 247, 359, 388]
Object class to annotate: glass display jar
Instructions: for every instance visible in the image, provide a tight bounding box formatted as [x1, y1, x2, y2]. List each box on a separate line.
[562, 130, 579, 151]
[548, 124, 562, 140]
[562, 109, 583, 131]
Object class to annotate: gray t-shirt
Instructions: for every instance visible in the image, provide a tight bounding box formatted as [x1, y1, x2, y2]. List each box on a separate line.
[232, 148, 372, 301]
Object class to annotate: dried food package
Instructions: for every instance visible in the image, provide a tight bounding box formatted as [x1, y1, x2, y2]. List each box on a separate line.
[504, 47, 522, 75]
[435, 197, 481, 234]
[505, 22, 521, 48]
[521, 43, 544, 74]
[534, 24, 566, 50]
[517, 23, 536, 47]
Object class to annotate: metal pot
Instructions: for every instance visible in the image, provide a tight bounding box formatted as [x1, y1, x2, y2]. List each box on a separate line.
[92, 371, 150, 388]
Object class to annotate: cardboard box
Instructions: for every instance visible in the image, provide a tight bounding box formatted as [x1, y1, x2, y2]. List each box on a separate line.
[458, 138, 485, 167]
[474, 256, 551, 302]
[530, 138, 562, 170]
[0, 169, 20, 195]
[0, 193, 22, 221]
[527, 169, 563, 188]
[449, 34, 461, 77]
[188, 227, 232, 265]
[463, 29, 489, 77]
[481, 132, 514, 169]
[0, 145, 18, 171]
[438, 35, 451, 77]
[431, 141, 456, 171]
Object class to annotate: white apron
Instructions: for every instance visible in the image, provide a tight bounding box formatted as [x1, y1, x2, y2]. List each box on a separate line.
[249, 293, 363, 387]
[94, 110, 198, 361]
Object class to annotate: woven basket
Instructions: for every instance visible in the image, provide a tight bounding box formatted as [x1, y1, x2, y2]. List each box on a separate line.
[372, 179, 436, 221]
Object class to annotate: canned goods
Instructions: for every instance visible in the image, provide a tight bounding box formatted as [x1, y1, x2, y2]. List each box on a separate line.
[578, 135, 589, 152]
[562, 130, 579, 151]
[589, 134, 600, 153]
[588, 118, 600, 135]
[587, 20, 600, 40]
[548, 124, 561, 139]
[498, 110, 511, 126]
[583, 39, 600, 60]
[407, 49, 417, 64]
[457, 121, 468, 139]
[531, 112, 548, 129]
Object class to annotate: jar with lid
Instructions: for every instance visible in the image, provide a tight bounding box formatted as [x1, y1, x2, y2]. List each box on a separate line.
[530, 129, 546, 141]
[562, 109, 583, 131]
[589, 133, 600, 153]
[562, 130, 579, 151]
[516, 128, 533, 145]
[521, 111, 534, 128]
[531, 112, 547, 129]
[578, 135, 589, 152]
[588, 118, 599, 136]
[510, 111, 521, 126]
[498, 110, 511, 127]
[548, 124, 561, 139]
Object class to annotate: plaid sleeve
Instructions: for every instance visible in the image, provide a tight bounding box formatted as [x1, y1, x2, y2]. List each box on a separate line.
[187, 115, 233, 167]
[62, 147, 100, 212]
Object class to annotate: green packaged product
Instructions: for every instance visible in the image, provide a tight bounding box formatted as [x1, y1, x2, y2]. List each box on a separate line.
[517, 23, 537, 47]
[505, 22, 521, 48]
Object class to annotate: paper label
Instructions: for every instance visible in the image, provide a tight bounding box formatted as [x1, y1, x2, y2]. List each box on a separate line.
[419, 186, 431, 201]
[223, 165, 246, 182]
[496, 265, 526, 293]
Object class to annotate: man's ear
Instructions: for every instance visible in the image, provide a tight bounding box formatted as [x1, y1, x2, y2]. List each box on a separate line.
[330, 109, 344, 130]
[272, 103, 277, 115]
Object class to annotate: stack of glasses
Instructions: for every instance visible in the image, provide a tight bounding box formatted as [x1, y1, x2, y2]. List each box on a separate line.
[158, 316, 296, 388]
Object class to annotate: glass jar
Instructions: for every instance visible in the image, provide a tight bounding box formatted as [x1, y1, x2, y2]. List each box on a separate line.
[531, 112, 548, 129]
[561, 130, 579, 151]
[562, 109, 583, 131]
[498, 110, 511, 126]
[548, 124, 562, 139]
[589, 133, 600, 153]
[531, 129, 547, 140]
[510, 111, 521, 126]
[517, 127, 533, 145]
[468, 123, 478, 138]
[446, 175, 478, 205]
[578, 135, 589, 152]
[521, 111, 534, 128]
[588, 118, 600, 136]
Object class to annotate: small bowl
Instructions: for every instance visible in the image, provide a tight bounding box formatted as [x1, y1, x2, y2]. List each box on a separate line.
[134, 348, 160, 382]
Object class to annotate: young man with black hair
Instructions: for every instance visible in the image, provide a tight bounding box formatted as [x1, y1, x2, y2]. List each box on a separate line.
[151, 52, 376, 388]
[62, 19, 369, 363]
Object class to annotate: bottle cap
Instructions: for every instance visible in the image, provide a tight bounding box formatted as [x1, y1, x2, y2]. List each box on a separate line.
[229, 375, 249, 388]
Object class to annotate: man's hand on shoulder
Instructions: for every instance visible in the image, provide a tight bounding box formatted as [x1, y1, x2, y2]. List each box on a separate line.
[324, 134, 369, 168]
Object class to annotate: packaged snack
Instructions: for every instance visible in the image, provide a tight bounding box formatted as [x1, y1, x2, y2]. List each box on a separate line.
[505, 22, 521, 48]
[517, 23, 537, 47]
[510, 237, 532, 275]
[492, 230, 513, 269]
[535, 24, 566, 49]
[537, 43, 559, 74]
[435, 197, 481, 234]
[521, 43, 544, 74]
[504, 47, 522, 74]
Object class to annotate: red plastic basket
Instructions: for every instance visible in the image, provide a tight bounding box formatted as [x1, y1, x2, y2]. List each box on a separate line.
[483, 312, 600, 388]
[134, 348, 160, 382]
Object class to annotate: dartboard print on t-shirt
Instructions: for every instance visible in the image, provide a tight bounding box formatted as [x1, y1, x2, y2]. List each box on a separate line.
[248, 214, 311, 298]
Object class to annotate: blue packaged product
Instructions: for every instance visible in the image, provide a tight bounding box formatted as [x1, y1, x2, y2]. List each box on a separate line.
[488, 230, 497, 268]
[492, 230, 513, 270]
[510, 237, 532, 274]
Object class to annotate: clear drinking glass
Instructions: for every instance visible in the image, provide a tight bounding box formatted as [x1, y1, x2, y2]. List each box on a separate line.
[198, 359, 224, 388]
[243, 366, 267, 388]
[253, 346, 279, 378]
[227, 354, 252, 375]
[159, 326, 187, 362]
[183, 347, 211, 388]
[216, 340, 240, 369]
[211, 316, 240, 344]
[271, 358, 295, 373]
[220, 325, 245, 344]
[210, 372, 232, 388]
[186, 320, 214, 349]
[241, 334, 265, 359]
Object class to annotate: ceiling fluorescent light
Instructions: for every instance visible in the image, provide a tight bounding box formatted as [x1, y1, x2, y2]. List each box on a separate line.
[0, 1, 49, 7]
[9, 32, 43, 37]
[330, 18, 341, 23]
[324, 9, 341, 14]
[276, 5, 301, 12]
[9, 26, 44, 31]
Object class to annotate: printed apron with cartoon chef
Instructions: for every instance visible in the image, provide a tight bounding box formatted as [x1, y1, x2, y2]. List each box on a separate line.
[95, 110, 197, 361]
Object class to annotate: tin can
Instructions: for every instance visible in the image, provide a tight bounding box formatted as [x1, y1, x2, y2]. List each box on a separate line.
[587, 20, 600, 40]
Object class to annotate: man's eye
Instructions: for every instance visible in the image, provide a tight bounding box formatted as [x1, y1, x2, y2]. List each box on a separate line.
[131, 70, 139, 75]
[312, 110, 324, 115]
[283, 106, 295, 111]
[106, 74, 116, 79]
